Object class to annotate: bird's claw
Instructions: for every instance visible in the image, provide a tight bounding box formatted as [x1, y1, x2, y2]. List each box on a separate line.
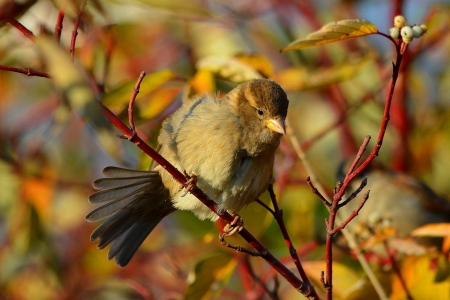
[222, 214, 244, 237]
[181, 171, 197, 197]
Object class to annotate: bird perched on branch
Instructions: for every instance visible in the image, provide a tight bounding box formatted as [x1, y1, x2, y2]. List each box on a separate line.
[337, 161, 450, 247]
[86, 78, 289, 266]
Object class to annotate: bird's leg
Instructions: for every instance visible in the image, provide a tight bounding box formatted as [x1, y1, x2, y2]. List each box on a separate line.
[181, 171, 198, 197]
[222, 213, 244, 236]
[219, 215, 263, 256]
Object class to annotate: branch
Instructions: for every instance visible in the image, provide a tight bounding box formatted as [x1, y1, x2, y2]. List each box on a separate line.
[266, 185, 319, 299]
[338, 177, 367, 208]
[332, 191, 370, 235]
[55, 6, 65, 42]
[306, 177, 331, 207]
[7, 18, 34, 40]
[70, 1, 87, 60]
[0, 65, 51, 78]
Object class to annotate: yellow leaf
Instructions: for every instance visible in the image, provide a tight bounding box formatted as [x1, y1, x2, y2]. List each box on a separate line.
[139, 85, 181, 119]
[35, 36, 93, 110]
[137, 0, 214, 18]
[186, 68, 216, 99]
[275, 54, 374, 91]
[391, 255, 450, 300]
[196, 56, 263, 83]
[21, 178, 53, 220]
[235, 54, 274, 78]
[184, 252, 236, 300]
[101, 70, 175, 109]
[281, 19, 378, 52]
[411, 223, 450, 237]
[303, 261, 360, 297]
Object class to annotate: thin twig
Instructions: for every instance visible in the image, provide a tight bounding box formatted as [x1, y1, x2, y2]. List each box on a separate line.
[241, 257, 280, 300]
[338, 177, 367, 208]
[55, 6, 65, 42]
[332, 191, 370, 235]
[219, 234, 264, 256]
[306, 177, 331, 207]
[128, 71, 146, 131]
[7, 18, 34, 40]
[381, 238, 414, 300]
[288, 116, 388, 300]
[266, 185, 319, 299]
[0, 65, 51, 78]
[345, 136, 371, 178]
[70, 0, 87, 60]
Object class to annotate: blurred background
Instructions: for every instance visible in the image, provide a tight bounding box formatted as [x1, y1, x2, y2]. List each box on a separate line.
[1, 0, 450, 299]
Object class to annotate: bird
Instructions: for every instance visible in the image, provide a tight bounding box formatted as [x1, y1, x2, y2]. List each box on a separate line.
[85, 78, 289, 267]
[337, 161, 450, 246]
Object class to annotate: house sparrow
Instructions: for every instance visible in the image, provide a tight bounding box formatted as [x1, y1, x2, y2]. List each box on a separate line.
[86, 78, 289, 267]
[337, 162, 450, 244]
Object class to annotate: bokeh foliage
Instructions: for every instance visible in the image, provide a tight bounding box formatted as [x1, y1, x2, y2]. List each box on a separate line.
[1, 0, 450, 299]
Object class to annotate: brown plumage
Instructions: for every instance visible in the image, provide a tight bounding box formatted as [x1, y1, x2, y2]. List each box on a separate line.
[86, 79, 289, 266]
[338, 162, 450, 243]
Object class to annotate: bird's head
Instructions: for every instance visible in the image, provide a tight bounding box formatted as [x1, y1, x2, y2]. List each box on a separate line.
[227, 78, 289, 155]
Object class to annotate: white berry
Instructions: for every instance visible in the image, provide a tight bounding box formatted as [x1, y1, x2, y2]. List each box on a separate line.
[394, 15, 407, 29]
[389, 27, 400, 39]
[401, 26, 414, 43]
[420, 24, 428, 35]
[412, 25, 423, 38]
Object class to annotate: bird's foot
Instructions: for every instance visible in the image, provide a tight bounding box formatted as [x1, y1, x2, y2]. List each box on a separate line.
[181, 171, 198, 197]
[222, 214, 244, 237]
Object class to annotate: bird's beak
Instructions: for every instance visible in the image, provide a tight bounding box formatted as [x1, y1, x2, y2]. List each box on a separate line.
[265, 117, 286, 135]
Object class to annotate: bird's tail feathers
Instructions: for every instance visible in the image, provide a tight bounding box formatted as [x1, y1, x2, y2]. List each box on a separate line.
[86, 167, 175, 267]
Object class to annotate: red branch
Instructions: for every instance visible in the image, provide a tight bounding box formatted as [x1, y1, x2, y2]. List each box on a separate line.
[55, 6, 65, 42]
[266, 185, 320, 299]
[0, 65, 51, 78]
[97, 78, 316, 299]
[70, 1, 87, 60]
[311, 38, 407, 300]
[7, 18, 34, 40]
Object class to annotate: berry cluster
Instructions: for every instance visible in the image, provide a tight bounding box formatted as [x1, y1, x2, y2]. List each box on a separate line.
[389, 15, 427, 44]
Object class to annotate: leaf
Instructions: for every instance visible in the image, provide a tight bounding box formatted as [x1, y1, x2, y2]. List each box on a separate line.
[411, 223, 450, 237]
[388, 238, 428, 256]
[101, 70, 175, 109]
[184, 252, 236, 300]
[136, 0, 214, 18]
[235, 54, 274, 78]
[391, 255, 450, 300]
[34, 36, 124, 161]
[138, 85, 181, 119]
[185, 68, 217, 99]
[303, 261, 360, 297]
[275, 54, 374, 91]
[281, 19, 378, 52]
[435, 255, 450, 282]
[196, 56, 263, 83]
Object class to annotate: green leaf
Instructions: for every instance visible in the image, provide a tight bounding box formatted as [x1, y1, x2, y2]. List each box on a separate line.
[281, 19, 378, 52]
[184, 252, 236, 300]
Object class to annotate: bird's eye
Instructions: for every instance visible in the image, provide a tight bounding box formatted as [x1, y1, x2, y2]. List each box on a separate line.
[257, 108, 264, 116]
